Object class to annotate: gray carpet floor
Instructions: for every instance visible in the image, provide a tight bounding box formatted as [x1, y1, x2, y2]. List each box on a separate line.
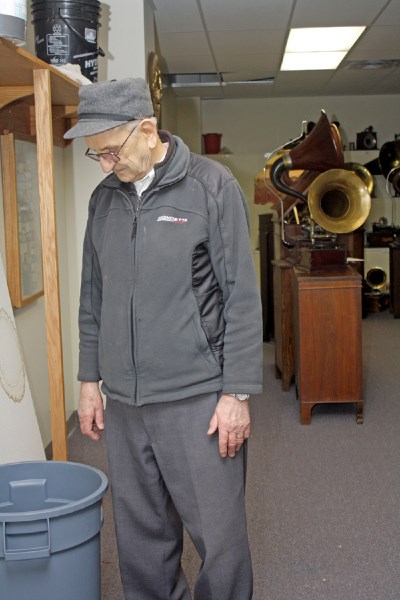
[68, 309, 400, 600]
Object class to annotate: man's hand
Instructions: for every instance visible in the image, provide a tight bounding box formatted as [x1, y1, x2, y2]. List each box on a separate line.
[78, 382, 104, 441]
[207, 394, 250, 458]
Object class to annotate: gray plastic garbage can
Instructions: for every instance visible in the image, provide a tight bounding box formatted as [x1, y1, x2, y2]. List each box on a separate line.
[0, 460, 108, 600]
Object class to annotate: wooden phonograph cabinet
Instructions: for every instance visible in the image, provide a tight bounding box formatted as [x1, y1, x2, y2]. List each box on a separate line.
[261, 111, 371, 423]
[292, 266, 363, 424]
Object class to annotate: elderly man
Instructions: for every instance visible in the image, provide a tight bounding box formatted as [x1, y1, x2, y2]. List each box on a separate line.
[64, 77, 263, 600]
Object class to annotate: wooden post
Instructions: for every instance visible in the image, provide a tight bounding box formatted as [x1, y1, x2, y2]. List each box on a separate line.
[33, 69, 68, 460]
[0, 132, 20, 304]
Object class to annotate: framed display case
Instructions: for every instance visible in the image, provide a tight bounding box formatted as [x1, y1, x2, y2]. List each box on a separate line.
[1, 132, 44, 307]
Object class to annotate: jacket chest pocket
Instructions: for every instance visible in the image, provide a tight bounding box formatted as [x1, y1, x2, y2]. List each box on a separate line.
[94, 211, 136, 282]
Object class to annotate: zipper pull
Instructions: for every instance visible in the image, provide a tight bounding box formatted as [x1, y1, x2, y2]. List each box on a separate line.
[132, 214, 137, 239]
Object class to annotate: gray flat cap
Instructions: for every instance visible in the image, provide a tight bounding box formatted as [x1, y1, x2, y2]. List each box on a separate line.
[64, 77, 154, 139]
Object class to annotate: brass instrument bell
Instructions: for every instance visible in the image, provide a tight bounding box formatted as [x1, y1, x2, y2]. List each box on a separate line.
[308, 169, 371, 234]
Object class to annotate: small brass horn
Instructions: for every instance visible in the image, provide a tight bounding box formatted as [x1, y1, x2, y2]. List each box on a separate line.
[308, 169, 371, 234]
[366, 267, 387, 290]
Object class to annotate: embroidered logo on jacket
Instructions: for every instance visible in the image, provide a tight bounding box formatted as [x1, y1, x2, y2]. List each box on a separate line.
[157, 216, 188, 224]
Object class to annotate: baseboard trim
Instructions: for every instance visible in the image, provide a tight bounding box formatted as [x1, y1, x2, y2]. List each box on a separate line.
[45, 410, 79, 460]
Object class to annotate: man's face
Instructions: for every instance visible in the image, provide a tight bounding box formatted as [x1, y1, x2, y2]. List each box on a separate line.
[85, 122, 154, 183]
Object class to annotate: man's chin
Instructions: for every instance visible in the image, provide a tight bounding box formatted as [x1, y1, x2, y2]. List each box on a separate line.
[114, 170, 132, 182]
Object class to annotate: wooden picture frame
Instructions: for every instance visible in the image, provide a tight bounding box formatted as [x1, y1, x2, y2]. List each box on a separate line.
[1, 132, 44, 308]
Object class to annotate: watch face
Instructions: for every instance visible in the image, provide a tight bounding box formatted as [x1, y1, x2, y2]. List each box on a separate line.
[235, 394, 249, 401]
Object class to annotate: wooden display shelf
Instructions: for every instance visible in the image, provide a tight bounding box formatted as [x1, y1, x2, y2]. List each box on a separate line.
[0, 37, 78, 146]
[1, 38, 80, 460]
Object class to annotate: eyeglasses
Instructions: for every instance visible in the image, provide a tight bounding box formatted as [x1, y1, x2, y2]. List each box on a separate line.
[85, 124, 139, 163]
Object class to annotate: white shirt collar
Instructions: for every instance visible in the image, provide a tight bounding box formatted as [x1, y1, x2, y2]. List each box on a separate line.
[134, 169, 155, 197]
[134, 142, 169, 197]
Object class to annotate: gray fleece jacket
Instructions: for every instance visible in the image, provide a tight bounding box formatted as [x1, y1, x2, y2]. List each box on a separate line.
[78, 132, 263, 406]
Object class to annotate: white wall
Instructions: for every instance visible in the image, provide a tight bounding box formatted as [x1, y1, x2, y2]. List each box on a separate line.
[98, 1, 147, 81]
[175, 98, 202, 154]
[0, 159, 50, 442]
[200, 95, 399, 156]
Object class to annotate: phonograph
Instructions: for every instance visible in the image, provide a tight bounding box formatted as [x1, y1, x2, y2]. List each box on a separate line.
[260, 110, 373, 272]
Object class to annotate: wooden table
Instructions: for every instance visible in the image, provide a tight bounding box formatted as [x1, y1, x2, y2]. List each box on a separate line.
[292, 266, 363, 424]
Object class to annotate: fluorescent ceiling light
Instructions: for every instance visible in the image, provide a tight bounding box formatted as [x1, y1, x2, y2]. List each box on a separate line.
[281, 52, 347, 71]
[281, 26, 366, 71]
[286, 27, 366, 53]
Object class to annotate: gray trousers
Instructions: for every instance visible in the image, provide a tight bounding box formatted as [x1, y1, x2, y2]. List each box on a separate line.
[104, 392, 253, 600]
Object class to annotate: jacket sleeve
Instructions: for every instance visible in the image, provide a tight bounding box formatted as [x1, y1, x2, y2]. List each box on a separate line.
[208, 176, 263, 395]
[77, 198, 102, 382]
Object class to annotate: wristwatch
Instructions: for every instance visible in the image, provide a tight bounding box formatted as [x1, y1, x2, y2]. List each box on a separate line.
[228, 393, 250, 402]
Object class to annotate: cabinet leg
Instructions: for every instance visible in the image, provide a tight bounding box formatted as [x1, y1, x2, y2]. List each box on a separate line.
[282, 373, 293, 391]
[275, 365, 282, 380]
[356, 402, 364, 424]
[300, 403, 312, 425]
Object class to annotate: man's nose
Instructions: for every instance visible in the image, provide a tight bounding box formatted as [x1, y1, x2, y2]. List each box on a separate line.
[99, 156, 116, 173]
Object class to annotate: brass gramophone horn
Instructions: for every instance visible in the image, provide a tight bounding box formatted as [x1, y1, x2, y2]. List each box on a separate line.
[390, 167, 400, 194]
[379, 141, 400, 193]
[379, 140, 400, 177]
[269, 110, 344, 201]
[308, 169, 371, 234]
[344, 162, 374, 195]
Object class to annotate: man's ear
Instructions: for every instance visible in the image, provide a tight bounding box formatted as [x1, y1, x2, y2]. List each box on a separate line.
[140, 118, 158, 149]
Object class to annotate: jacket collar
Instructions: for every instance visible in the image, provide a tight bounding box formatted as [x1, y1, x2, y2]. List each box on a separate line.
[100, 130, 190, 192]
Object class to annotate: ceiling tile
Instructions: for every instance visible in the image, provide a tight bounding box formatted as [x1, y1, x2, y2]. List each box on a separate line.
[346, 49, 400, 62]
[272, 71, 335, 96]
[291, 0, 388, 27]
[157, 32, 210, 56]
[375, 0, 400, 26]
[163, 55, 216, 74]
[199, 0, 293, 31]
[354, 26, 400, 52]
[208, 29, 284, 55]
[153, 0, 203, 33]
[323, 69, 391, 94]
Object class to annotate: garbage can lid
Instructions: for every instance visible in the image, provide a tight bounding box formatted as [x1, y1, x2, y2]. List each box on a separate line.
[0, 461, 108, 522]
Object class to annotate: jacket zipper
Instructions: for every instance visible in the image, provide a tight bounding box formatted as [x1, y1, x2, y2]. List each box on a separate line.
[122, 186, 153, 404]
[118, 187, 140, 404]
[130, 192, 141, 239]
[128, 188, 142, 405]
